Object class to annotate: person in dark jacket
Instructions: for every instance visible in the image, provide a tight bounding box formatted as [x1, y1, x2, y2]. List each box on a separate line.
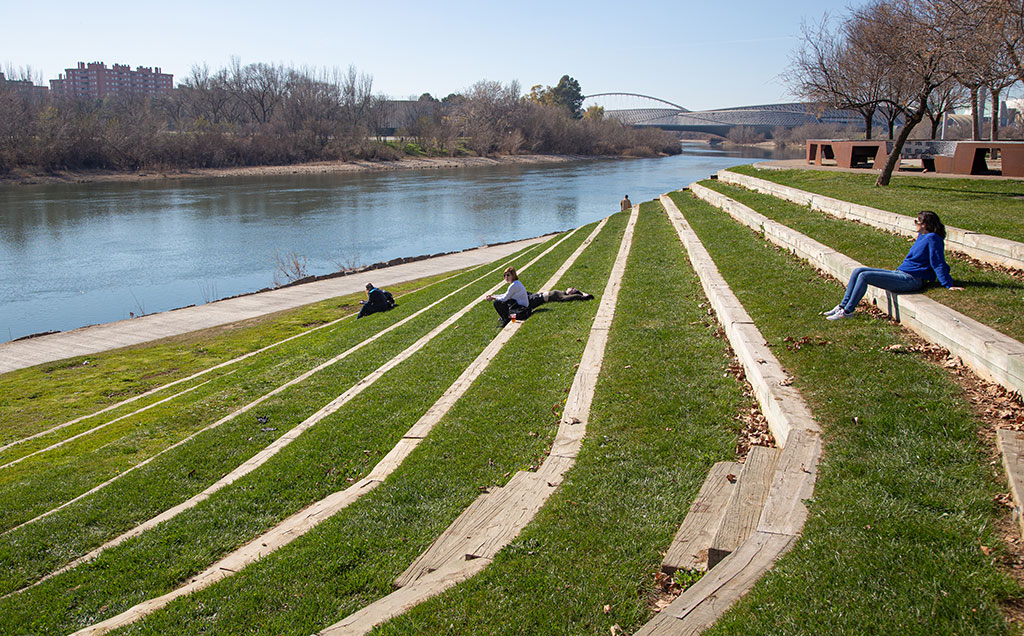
[825, 210, 963, 321]
[528, 287, 594, 309]
[358, 283, 394, 318]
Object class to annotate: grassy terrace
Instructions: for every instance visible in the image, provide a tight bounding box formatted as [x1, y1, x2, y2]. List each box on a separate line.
[701, 180, 1024, 344]
[0, 250, 551, 536]
[667, 190, 1018, 635]
[0, 237, 562, 600]
[0, 268, 469, 449]
[727, 164, 1024, 243]
[0, 217, 610, 634]
[0, 181, 1021, 634]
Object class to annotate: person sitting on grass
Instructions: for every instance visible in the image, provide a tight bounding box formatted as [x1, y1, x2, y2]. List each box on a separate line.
[486, 266, 530, 327]
[357, 283, 395, 319]
[825, 210, 963, 321]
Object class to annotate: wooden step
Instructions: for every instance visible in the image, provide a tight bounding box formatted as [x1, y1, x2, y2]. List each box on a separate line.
[394, 471, 551, 588]
[661, 461, 742, 575]
[707, 445, 781, 569]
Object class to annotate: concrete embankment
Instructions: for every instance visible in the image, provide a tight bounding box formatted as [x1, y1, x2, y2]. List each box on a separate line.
[0, 236, 548, 374]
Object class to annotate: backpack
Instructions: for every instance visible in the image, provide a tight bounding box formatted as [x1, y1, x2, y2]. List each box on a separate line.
[382, 290, 395, 308]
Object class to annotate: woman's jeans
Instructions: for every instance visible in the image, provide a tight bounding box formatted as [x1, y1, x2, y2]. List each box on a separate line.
[840, 267, 923, 312]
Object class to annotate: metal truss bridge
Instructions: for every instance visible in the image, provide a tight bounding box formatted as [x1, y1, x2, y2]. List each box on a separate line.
[582, 93, 869, 136]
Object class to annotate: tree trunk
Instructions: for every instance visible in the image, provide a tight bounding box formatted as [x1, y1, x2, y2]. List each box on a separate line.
[991, 87, 1001, 141]
[970, 86, 981, 141]
[863, 110, 873, 140]
[929, 115, 940, 140]
[876, 100, 926, 187]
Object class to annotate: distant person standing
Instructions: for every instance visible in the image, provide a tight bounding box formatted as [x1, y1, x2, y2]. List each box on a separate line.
[620, 195, 633, 211]
[358, 283, 395, 319]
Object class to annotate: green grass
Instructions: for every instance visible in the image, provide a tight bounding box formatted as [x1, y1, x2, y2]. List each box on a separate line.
[372, 201, 747, 635]
[0, 252, 542, 535]
[0, 239, 561, 596]
[0, 269, 468, 447]
[669, 190, 1019, 636]
[2, 180, 1021, 635]
[728, 164, 1024, 242]
[702, 179, 1024, 344]
[0, 217, 611, 635]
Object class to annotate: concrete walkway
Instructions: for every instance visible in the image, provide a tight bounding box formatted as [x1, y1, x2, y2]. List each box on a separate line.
[0, 237, 548, 375]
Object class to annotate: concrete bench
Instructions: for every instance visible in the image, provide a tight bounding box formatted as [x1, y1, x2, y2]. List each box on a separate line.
[807, 139, 891, 168]
[807, 139, 1024, 177]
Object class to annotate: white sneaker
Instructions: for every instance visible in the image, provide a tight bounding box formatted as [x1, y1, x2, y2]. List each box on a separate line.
[823, 304, 843, 317]
[827, 309, 853, 321]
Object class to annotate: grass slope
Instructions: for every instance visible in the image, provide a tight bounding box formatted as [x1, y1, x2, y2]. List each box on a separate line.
[0, 247, 545, 595]
[372, 201, 748, 635]
[102, 212, 627, 636]
[728, 165, 1024, 243]
[0, 220, 604, 635]
[0, 254, 534, 534]
[669, 190, 1019, 636]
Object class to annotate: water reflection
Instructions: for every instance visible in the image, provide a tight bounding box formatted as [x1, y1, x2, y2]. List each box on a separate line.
[0, 148, 795, 340]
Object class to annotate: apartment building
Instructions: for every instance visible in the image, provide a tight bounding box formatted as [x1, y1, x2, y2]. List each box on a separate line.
[49, 62, 173, 99]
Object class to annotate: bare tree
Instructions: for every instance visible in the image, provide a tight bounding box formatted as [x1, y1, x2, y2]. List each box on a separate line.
[849, 0, 957, 186]
[937, 0, 1020, 138]
[786, 15, 887, 138]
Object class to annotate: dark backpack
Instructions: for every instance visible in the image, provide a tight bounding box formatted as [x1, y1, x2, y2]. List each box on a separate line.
[382, 290, 395, 308]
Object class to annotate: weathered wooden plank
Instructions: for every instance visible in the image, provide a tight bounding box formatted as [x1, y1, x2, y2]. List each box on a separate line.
[322, 557, 492, 635]
[395, 485, 502, 587]
[662, 461, 742, 574]
[708, 446, 781, 569]
[694, 182, 1024, 398]
[637, 531, 796, 636]
[757, 428, 822, 536]
[997, 429, 1024, 538]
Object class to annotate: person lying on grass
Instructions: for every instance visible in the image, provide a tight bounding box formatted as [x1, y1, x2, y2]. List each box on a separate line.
[357, 283, 395, 319]
[528, 287, 594, 308]
[825, 210, 964, 321]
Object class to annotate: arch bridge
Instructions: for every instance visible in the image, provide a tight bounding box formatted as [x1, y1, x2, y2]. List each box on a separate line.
[581, 93, 870, 136]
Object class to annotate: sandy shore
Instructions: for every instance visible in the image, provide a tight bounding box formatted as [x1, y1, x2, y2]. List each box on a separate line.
[2, 154, 593, 186]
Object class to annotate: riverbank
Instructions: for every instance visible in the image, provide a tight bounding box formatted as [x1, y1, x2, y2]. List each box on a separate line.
[1, 154, 591, 186]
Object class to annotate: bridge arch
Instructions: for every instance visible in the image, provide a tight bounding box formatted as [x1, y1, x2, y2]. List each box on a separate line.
[582, 93, 690, 113]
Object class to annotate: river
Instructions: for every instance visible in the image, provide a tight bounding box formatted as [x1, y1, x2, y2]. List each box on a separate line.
[0, 145, 799, 341]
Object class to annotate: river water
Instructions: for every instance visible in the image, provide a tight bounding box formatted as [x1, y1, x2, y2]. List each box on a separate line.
[0, 145, 799, 341]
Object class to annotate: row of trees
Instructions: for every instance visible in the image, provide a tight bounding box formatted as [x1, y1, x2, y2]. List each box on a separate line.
[0, 64, 679, 175]
[789, 0, 1024, 185]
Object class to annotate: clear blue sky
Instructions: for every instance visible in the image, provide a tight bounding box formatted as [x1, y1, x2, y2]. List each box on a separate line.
[6, 0, 869, 111]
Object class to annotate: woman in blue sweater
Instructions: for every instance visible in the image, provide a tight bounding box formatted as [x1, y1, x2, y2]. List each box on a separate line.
[825, 210, 963, 320]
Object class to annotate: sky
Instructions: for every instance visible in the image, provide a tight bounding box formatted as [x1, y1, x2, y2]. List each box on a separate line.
[6, 0, 872, 112]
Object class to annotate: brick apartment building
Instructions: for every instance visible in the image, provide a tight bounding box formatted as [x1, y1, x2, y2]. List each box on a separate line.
[49, 62, 173, 99]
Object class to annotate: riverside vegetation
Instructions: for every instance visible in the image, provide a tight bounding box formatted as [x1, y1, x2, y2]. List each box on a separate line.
[0, 65, 680, 177]
[0, 174, 1022, 634]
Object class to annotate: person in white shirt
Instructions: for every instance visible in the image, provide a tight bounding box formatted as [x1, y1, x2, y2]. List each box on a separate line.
[485, 266, 530, 327]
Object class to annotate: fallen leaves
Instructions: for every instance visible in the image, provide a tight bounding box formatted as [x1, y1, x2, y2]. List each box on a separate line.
[783, 335, 832, 351]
